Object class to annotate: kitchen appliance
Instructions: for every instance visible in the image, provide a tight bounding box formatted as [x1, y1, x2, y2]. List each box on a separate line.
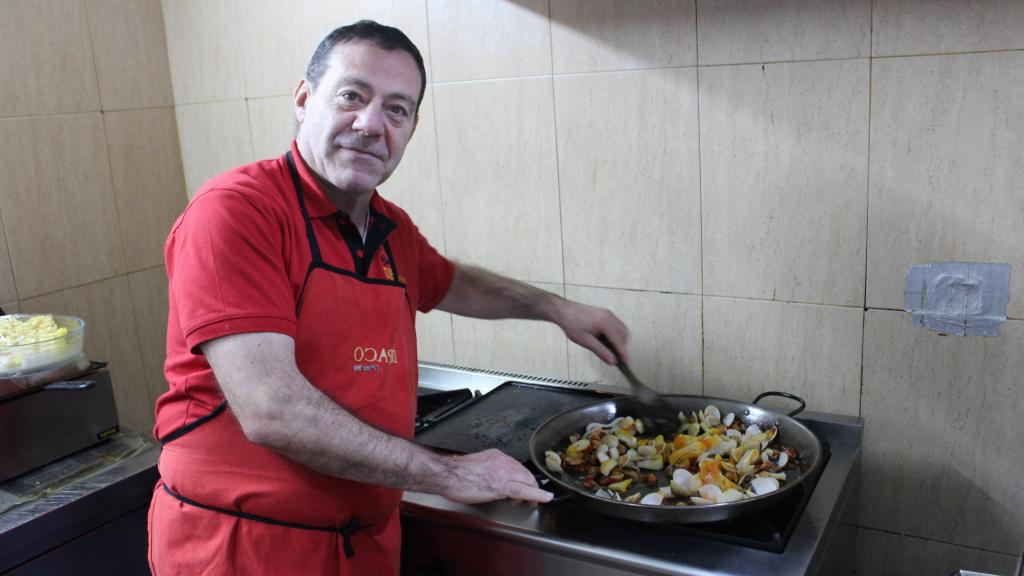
[0, 358, 120, 483]
[404, 362, 862, 576]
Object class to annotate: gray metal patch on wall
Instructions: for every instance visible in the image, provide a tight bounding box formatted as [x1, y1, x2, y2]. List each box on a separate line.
[905, 262, 1011, 336]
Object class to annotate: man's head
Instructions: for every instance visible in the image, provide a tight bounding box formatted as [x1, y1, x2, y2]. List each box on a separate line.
[294, 21, 426, 202]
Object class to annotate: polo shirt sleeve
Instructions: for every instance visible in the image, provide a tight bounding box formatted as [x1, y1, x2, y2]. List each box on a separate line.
[166, 187, 298, 353]
[413, 229, 455, 313]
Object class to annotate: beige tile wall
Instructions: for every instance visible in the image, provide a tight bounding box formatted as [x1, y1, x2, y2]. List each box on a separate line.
[158, 0, 1023, 568]
[1, 0, 182, 433]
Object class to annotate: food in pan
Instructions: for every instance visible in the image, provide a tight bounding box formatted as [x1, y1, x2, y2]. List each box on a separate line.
[544, 405, 798, 506]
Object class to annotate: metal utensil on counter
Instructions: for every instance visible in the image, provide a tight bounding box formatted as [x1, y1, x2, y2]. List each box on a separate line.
[597, 335, 678, 434]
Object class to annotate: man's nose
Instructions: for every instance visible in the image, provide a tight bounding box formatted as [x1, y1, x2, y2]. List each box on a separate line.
[352, 103, 385, 137]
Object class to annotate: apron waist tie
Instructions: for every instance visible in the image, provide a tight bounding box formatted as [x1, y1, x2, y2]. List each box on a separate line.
[162, 483, 368, 558]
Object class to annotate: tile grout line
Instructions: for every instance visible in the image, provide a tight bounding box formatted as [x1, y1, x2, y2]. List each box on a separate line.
[82, 0, 132, 302]
[18, 265, 165, 305]
[55, 50, 1018, 117]
[0, 103, 181, 123]
[0, 203, 19, 302]
[849, 523, 1019, 557]
[243, 97, 256, 161]
[694, 0, 705, 397]
[545, 0, 570, 378]
[859, 0, 876, 419]
[417, 46, 1023, 89]
[421, 0, 456, 362]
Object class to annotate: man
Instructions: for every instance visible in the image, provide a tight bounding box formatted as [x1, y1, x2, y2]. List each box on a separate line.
[149, 20, 629, 575]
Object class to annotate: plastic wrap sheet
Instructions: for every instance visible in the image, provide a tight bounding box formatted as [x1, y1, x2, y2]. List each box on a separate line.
[0, 431, 150, 516]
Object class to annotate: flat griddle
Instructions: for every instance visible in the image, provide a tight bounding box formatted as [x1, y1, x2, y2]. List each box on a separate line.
[414, 381, 609, 463]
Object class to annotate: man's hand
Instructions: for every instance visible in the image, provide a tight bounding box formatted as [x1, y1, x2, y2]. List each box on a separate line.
[439, 449, 553, 505]
[552, 299, 629, 365]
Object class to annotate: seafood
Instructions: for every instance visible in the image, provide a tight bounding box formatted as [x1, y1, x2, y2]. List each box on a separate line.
[547, 405, 799, 507]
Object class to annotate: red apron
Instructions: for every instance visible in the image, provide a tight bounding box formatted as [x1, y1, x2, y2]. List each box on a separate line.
[149, 152, 418, 575]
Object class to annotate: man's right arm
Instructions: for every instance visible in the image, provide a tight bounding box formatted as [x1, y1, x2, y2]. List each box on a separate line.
[201, 331, 552, 504]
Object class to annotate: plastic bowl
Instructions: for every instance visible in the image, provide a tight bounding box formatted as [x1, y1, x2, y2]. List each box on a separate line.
[0, 314, 86, 378]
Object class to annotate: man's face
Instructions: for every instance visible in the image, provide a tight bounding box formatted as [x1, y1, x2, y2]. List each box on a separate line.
[294, 41, 420, 196]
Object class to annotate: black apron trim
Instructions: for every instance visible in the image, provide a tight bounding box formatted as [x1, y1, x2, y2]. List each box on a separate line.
[161, 484, 367, 558]
[286, 151, 401, 283]
[159, 400, 228, 445]
[285, 152, 323, 266]
[313, 261, 406, 288]
[294, 262, 317, 316]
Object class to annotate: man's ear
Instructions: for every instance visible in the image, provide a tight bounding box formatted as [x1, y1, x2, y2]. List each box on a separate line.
[294, 78, 310, 124]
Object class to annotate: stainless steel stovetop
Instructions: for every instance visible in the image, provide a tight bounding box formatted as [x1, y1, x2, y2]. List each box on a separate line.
[401, 362, 863, 576]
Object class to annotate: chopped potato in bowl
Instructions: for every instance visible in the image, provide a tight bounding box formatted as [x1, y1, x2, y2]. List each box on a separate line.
[0, 314, 85, 377]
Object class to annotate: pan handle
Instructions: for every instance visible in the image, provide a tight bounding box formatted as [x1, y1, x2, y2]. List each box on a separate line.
[752, 391, 806, 417]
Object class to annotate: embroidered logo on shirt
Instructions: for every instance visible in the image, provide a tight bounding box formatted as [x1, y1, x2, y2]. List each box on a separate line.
[353, 346, 398, 373]
[379, 253, 405, 284]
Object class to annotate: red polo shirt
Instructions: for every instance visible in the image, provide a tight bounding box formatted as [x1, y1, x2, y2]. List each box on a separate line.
[154, 142, 454, 438]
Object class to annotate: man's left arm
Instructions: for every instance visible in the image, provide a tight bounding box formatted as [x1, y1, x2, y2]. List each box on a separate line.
[435, 264, 630, 364]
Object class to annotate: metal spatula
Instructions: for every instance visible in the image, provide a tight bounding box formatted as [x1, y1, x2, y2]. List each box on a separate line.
[597, 335, 678, 435]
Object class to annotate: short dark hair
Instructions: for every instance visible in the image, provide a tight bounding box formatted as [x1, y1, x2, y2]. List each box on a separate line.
[305, 20, 427, 113]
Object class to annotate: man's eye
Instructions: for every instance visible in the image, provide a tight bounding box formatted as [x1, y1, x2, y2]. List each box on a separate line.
[340, 92, 362, 103]
[388, 105, 409, 117]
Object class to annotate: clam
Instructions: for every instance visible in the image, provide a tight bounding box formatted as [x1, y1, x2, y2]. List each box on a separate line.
[658, 486, 676, 499]
[637, 455, 664, 470]
[670, 468, 702, 497]
[761, 448, 789, 468]
[594, 488, 614, 499]
[709, 438, 737, 456]
[571, 438, 591, 453]
[599, 458, 617, 476]
[750, 476, 780, 496]
[718, 489, 746, 503]
[637, 445, 658, 457]
[601, 434, 620, 448]
[736, 448, 760, 477]
[596, 451, 610, 463]
[634, 418, 645, 434]
[701, 405, 722, 426]
[652, 434, 666, 451]
[544, 451, 563, 474]
[623, 493, 642, 504]
[697, 484, 722, 503]
[725, 428, 743, 442]
[639, 492, 664, 506]
[614, 430, 638, 449]
[722, 412, 736, 427]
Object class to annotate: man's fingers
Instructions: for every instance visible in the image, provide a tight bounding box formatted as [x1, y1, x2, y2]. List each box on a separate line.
[505, 481, 553, 504]
[590, 333, 620, 365]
